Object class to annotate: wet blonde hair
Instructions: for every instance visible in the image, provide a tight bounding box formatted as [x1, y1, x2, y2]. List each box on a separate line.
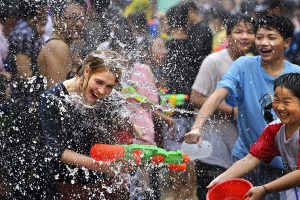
[77, 50, 123, 84]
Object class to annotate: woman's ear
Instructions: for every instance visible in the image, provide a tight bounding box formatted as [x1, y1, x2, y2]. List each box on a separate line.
[83, 66, 90, 77]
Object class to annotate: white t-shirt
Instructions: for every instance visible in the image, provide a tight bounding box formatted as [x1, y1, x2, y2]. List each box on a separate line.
[192, 49, 238, 168]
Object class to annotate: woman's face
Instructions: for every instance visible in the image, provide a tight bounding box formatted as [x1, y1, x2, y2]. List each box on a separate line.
[83, 70, 117, 104]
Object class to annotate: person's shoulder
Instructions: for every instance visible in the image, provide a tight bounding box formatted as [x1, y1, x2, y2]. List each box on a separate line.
[265, 118, 283, 133]
[205, 49, 228, 60]
[42, 82, 65, 98]
[235, 55, 259, 62]
[43, 39, 69, 52]
[284, 60, 300, 71]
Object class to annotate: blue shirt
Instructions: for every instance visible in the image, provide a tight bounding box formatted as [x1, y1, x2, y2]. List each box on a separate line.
[217, 55, 300, 168]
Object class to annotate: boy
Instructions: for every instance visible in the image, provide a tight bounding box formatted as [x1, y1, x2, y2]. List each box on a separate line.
[190, 13, 255, 199]
[208, 73, 300, 200]
[185, 15, 300, 199]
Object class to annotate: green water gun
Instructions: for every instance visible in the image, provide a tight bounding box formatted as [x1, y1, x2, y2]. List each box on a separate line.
[160, 94, 189, 108]
[121, 85, 148, 103]
[90, 144, 191, 171]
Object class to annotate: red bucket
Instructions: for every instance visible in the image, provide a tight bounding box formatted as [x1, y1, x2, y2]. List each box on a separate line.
[206, 178, 253, 200]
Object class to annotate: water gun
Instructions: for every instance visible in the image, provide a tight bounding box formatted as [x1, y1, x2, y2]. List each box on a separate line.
[121, 84, 148, 103]
[90, 144, 190, 171]
[160, 94, 189, 108]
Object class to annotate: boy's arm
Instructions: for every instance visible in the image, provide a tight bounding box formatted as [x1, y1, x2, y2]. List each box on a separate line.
[207, 153, 260, 189]
[184, 87, 229, 143]
[191, 89, 237, 115]
[245, 170, 300, 199]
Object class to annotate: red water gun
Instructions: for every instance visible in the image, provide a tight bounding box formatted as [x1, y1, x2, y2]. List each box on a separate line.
[90, 144, 190, 171]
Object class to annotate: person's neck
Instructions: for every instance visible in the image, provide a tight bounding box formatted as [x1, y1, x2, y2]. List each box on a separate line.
[227, 47, 245, 61]
[171, 29, 188, 39]
[285, 122, 300, 140]
[190, 16, 201, 26]
[63, 77, 82, 95]
[51, 32, 69, 44]
[261, 57, 285, 77]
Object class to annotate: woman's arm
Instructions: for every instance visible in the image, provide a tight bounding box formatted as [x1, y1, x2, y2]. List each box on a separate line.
[60, 149, 132, 176]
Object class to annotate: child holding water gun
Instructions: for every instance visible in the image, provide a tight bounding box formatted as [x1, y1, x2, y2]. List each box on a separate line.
[208, 73, 300, 200]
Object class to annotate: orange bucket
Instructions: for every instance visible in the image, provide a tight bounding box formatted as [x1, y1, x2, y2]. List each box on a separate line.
[206, 178, 253, 200]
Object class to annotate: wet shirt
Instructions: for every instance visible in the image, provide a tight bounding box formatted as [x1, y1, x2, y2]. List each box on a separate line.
[217, 55, 300, 168]
[161, 38, 198, 114]
[250, 119, 300, 171]
[8, 19, 43, 76]
[40, 82, 126, 183]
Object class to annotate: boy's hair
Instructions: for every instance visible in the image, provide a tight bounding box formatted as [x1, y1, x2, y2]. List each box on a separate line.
[226, 13, 255, 36]
[254, 15, 294, 39]
[274, 73, 300, 99]
[207, 4, 228, 24]
[20, 1, 48, 20]
[127, 12, 148, 33]
[166, 4, 188, 29]
[0, 0, 21, 21]
[181, 1, 199, 13]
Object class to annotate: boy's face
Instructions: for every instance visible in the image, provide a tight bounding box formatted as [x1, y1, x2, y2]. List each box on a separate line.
[255, 27, 291, 63]
[273, 86, 300, 127]
[228, 22, 255, 55]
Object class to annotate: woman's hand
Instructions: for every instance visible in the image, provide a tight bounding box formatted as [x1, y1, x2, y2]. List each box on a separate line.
[244, 186, 267, 200]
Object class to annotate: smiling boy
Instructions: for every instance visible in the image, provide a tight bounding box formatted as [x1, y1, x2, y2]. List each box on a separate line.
[185, 15, 300, 199]
[208, 73, 300, 200]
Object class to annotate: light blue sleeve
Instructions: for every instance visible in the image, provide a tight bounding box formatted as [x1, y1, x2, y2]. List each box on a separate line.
[216, 57, 246, 107]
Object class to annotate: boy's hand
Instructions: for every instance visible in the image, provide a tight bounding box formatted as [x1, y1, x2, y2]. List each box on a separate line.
[244, 186, 266, 200]
[184, 129, 202, 144]
[207, 176, 223, 189]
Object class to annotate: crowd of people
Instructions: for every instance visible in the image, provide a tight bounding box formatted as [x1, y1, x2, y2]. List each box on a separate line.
[1, 0, 300, 199]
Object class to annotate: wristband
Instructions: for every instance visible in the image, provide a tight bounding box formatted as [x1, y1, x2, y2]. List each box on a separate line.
[262, 185, 268, 194]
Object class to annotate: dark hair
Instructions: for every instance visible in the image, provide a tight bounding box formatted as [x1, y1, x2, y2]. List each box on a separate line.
[166, 4, 188, 29]
[226, 13, 255, 35]
[181, 1, 199, 13]
[254, 15, 294, 39]
[51, 0, 86, 17]
[20, 0, 48, 19]
[0, 0, 22, 21]
[207, 4, 228, 23]
[274, 73, 300, 99]
[127, 12, 148, 33]
[90, 0, 110, 12]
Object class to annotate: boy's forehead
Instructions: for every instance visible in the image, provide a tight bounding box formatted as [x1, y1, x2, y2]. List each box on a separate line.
[256, 26, 281, 35]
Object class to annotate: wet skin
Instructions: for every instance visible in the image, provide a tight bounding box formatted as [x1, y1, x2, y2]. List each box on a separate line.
[83, 70, 117, 105]
[255, 27, 291, 67]
[273, 86, 300, 138]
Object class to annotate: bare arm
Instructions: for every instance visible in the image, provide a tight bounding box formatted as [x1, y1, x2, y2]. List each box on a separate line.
[245, 170, 300, 200]
[191, 89, 235, 114]
[185, 87, 230, 143]
[60, 149, 113, 174]
[16, 54, 32, 79]
[39, 40, 72, 87]
[208, 153, 260, 189]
